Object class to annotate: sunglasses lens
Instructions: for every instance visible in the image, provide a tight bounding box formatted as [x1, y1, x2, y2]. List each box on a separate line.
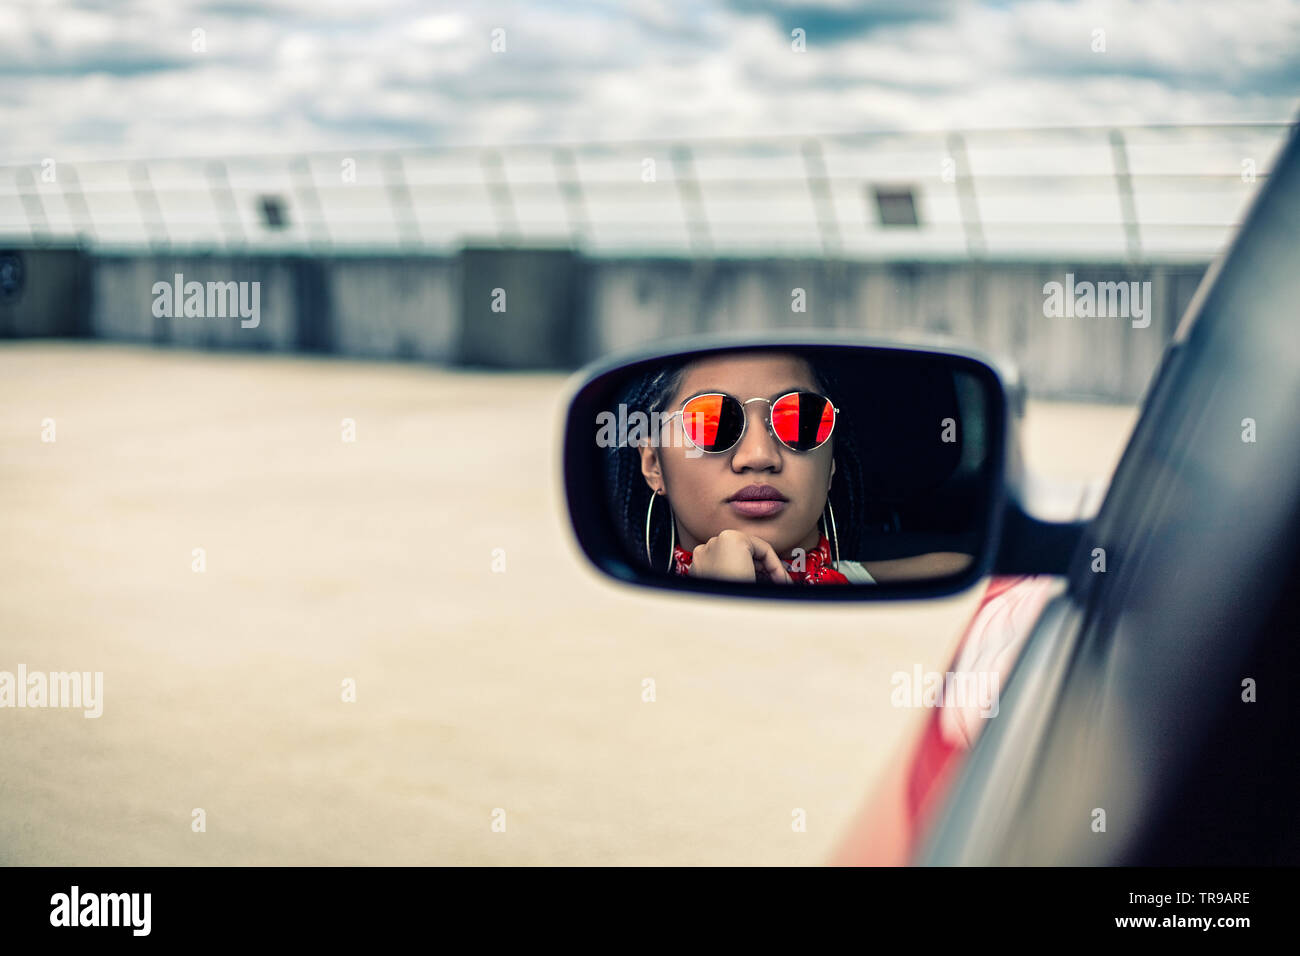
[772, 392, 835, 450]
[681, 394, 745, 451]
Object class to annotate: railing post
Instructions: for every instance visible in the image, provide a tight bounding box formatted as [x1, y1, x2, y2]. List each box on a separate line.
[15, 166, 50, 246]
[671, 144, 711, 255]
[205, 160, 244, 248]
[290, 156, 331, 250]
[60, 165, 96, 246]
[553, 147, 590, 247]
[481, 149, 520, 244]
[129, 162, 169, 250]
[946, 133, 985, 259]
[381, 152, 422, 249]
[801, 138, 841, 257]
[1109, 129, 1142, 262]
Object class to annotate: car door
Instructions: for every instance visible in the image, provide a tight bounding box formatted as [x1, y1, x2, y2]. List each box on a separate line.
[917, 122, 1300, 866]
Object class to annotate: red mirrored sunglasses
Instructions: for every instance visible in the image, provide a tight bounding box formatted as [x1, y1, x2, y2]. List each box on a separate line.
[665, 391, 838, 454]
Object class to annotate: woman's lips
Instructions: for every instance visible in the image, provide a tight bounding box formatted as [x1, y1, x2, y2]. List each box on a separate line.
[727, 484, 788, 518]
[730, 499, 786, 517]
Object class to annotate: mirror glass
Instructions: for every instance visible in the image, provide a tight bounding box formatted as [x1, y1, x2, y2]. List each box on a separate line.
[566, 343, 1005, 596]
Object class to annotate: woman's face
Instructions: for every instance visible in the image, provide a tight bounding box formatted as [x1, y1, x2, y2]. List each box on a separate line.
[639, 352, 835, 558]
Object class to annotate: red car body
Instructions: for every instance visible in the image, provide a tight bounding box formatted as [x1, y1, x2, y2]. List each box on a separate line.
[831, 574, 1062, 865]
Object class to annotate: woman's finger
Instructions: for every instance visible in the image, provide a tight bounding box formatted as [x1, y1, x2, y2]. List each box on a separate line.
[747, 535, 791, 583]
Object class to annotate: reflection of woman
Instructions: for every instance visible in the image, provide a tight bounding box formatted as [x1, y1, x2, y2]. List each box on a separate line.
[608, 349, 973, 585]
[614, 350, 871, 584]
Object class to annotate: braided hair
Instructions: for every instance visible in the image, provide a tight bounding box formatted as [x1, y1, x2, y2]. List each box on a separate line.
[604, 358, 689, 573]
[603, 350, 867, 573]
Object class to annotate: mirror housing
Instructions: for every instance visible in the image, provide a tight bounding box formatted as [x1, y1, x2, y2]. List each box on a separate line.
[560, 332, 1083, 600]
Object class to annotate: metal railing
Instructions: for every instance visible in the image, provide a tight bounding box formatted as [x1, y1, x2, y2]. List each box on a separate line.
[0, 121, 1291, 261]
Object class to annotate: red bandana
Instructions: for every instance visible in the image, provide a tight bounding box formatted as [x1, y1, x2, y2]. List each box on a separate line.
[672, 532, 849, 584]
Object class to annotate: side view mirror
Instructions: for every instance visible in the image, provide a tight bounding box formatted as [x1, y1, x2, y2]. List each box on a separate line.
[561, 334, 1075, 600]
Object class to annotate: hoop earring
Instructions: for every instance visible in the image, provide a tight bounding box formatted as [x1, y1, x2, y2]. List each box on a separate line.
[645, 491, 676, 571]
[820, 499, 841, 568]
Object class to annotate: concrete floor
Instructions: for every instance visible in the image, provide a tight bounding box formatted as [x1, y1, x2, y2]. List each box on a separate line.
[0, 342, 1137, 865]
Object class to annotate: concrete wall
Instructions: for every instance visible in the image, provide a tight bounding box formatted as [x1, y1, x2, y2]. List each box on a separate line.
[585, 259, 1206, 401]
[2, 247, 1209, 401]
[0, 247, 91, 338]
[323, 256, 459, 361]
[459, 247, 582, 368]
[83, 253, 458, 358]
[90, 254, 299, 350]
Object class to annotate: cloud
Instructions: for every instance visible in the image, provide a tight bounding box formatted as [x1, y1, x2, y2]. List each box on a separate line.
[0, 0, 1294, 164]
[724, 0, 958, 42]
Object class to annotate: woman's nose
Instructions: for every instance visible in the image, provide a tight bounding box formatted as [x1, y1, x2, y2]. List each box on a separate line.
[731, 406, 782, 471]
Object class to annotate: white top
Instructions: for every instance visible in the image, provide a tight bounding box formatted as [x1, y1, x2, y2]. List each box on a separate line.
[836, 560, 876, 584]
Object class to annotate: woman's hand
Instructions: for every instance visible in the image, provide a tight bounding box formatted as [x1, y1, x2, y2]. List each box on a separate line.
[688, 529, 792, 584]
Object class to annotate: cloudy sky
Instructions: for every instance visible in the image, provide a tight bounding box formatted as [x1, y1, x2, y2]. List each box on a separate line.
[2, 0, 1298, 163]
